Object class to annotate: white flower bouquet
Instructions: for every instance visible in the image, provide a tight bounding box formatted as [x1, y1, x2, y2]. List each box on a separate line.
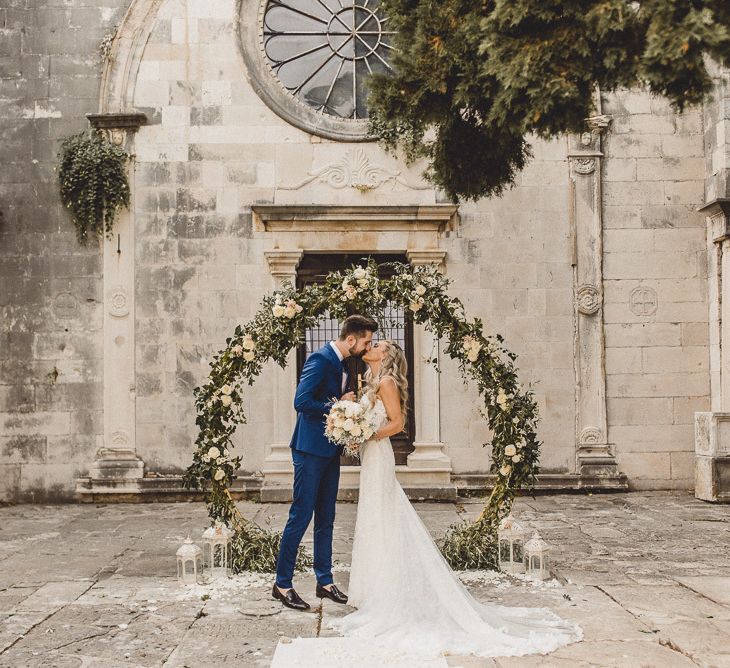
[325, 399, 377, 458]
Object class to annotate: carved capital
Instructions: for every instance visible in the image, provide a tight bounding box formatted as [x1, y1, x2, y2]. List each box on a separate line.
[264, 250, 304, 278]
[699, 198, 730, 243]
[86, 112, 147, 148]
[406, 249, 447, 268]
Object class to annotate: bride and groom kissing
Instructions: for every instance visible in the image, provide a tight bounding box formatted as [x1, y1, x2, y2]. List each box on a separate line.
[272, 314, 583, 659]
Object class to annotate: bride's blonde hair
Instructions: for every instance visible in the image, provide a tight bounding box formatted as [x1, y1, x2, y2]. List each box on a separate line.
[365, 340, 409, 428]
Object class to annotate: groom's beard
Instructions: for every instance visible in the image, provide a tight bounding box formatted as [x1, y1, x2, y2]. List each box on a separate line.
[348, 345, 367, 358]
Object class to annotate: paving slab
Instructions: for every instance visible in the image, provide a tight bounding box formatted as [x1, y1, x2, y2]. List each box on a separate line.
[0, 492, 727, 666]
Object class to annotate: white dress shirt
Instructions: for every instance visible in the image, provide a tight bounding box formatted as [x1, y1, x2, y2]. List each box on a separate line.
[329, 341, 347, 394]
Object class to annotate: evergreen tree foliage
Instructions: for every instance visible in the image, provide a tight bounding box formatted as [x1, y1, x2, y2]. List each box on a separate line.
[367, 0, 730, 201]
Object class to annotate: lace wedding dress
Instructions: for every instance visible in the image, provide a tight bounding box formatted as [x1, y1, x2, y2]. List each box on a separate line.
[327, 394, 583, 660]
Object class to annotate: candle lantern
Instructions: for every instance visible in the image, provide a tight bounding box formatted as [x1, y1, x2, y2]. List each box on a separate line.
[176, 536, 203, 584]
[202, 523, 233, 578]
[523, 531, 551, 580]
[497, 514, 527, 574]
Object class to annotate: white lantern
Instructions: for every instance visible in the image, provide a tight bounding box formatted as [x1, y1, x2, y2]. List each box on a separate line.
[523, 531, 551, 580]
[202, 523, 233, 578]
[176, 536, 203, 584]
[497, 514, 527, 574]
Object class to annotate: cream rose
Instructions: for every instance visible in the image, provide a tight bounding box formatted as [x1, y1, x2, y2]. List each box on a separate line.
[214, 468, 225, 481]
[221, 384, 232, 395]
[208, 446, 221, 459]
[221, 395, 232, 406]
[353, 267, 367, 280]
[334, 416, 346, 429]
[350, 424, 362, 437]
[512, 454, 522, 463]
[499, 465, 512, 476]
[409, 300, 424, 312]
[243, 350, 255, 362]
[343, 418, 355, 432]
[273, 304, 285, 318]
[242, 335, 255, 350]
[467, 348, 480, 362]
[283, 305, 296, 319]
[415, 284, 426, 296]
[505, 444, 517, 457]
[332, 427, 344, 440]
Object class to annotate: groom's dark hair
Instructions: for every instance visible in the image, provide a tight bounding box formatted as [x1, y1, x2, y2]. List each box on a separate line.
[339, 314, 378, 340]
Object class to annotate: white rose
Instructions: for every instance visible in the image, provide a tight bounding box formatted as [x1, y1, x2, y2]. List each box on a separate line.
[221, 395, 232, 406]
[273, 304, 285, 318]
[409, 301, 423, 312]
[242, 335, 255, 350]
[357, 278, 369, 288]
[505, 444, 517, 457]
[467, 348, 479, 362]
[512, 454, 522, 463]
[350, 424, 362, 437]
[353, 267, 367, 279]
[343, 418, 355, 432]
[496, 389, 508, 410]
[334, 416, 346, 429]
[332, 427, 344, 440]
[283, 305, 296, 318]
[214, 468, 225, 481]
[499, 465, 512, 476]
[415, 284, 426, 296]
[208, 446, 220, 459]
[221, 384, 232, 395]
[243, 350, 255, 362]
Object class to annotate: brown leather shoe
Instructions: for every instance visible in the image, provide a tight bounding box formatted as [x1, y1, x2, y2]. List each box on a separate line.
[272, 584, 310, 611]
[316, 583, 348, 604]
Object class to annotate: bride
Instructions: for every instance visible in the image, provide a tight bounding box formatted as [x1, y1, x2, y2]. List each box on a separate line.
[328, 339, 583, 660]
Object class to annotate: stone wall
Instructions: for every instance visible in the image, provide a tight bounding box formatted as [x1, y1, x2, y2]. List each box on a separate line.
[0, 0, 717, 500]
[601, 90, 709, 490]
[0, 0, 128, 501]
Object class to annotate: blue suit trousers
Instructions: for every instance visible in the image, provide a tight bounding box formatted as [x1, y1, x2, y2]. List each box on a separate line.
[275, 448, 340, 589]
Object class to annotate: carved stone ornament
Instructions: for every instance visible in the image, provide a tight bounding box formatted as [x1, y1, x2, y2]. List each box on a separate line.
[629, 286, 658, 317]
[573, 158, 596, 175]
[108, 286, 130, 317]
[52, 292, 79, 319]
[110, 430, 130, 446]
[576, 284, 601, 315]
[579, 427, 603, 445]
[280, 147, 430, 191]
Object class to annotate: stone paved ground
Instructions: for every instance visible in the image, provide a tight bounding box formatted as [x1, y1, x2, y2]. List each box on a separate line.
[0, 491, 728, 668]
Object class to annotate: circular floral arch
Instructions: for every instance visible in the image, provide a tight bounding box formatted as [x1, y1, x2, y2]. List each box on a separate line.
[183, 260, 542, 572]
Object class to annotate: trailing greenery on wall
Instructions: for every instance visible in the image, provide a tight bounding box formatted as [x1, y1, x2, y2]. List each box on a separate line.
[57, 129, 130, 245]
[183, 261, 542, 571]
[366, 0, 730, 202]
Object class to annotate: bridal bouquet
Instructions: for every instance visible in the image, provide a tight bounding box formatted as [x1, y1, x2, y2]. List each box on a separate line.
[325, 399, 376, 458]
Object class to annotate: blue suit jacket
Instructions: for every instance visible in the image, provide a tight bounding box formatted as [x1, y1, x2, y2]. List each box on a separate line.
[290, 344, 345, 458]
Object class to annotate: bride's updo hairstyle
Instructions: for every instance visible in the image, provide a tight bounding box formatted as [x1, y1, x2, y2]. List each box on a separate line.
[365, 340, 409, 429]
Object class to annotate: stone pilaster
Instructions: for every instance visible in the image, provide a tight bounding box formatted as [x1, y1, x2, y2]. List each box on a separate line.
[405, 250, 453, 487]
[695, 199, 730, 502]
[260, 250, 303, 486]
[79, 112, 148, 493]
[569, 111, 627, 488]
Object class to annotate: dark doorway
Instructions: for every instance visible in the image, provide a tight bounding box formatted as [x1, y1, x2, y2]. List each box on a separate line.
[296, 253, 416, 465]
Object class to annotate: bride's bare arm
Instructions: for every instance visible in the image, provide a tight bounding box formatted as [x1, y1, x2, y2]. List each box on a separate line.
[374, 377, 403, 440]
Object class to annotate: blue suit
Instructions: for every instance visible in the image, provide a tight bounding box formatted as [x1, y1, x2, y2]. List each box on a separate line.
[275, 344, 345, 589]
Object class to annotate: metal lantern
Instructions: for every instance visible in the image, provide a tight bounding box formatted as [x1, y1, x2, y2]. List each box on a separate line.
[202, 523, 233, 578]
[176, 536, 203, 584]
[523, 531, 551, 580]
[497, 514, 527, 574]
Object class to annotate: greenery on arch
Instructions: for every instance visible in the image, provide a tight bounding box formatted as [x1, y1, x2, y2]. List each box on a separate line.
[183, 260, 543, 571]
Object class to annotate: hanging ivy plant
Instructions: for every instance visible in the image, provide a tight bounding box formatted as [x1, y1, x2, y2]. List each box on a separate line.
[57, 129, 130, 245]
[183, 260, 542, 572]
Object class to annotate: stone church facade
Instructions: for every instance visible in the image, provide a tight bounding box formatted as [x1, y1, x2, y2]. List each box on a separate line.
[2, 0, 729, 503]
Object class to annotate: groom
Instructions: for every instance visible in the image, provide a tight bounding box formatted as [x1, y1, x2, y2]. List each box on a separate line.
[273, 314, 379, 611]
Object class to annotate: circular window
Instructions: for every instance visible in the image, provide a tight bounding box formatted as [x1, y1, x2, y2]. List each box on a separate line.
[238, 0, 394, 141]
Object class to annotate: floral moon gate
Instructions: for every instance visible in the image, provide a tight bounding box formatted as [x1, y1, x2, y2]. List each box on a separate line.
[183, 261, 542, 572]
